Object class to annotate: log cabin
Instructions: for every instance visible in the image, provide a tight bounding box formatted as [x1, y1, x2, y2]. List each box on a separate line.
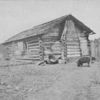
[2, 14, 95, 63]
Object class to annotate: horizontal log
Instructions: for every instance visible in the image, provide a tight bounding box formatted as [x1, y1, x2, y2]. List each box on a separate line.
[80, 40, 87, 42]
[26, 37, 39, 41]
[27, 58, 40, 60]
[28, 56, 40, 59]
[79, 37, 87, 40]
[67, 55, 80, 57]
[80, 45, 88, 47]
[27, 40, 39, 44]
[27, 43, 39, 47]
[27, 50, 39, 53]
[66, 39, 79, 42]
[42, 35, 58, 38]
[66, 44, 79, 46]
[28, 52, 40, 55]
[66, 41, 79, 43]
[43, 43, 55, 46]
[80, 41, 88, 43]
[27, 42, 39, 44]
[27, 42, 39, 45]
[67, 46, 80, 49]
[42, 32, 59, 37]
[28, 56, 40, 58]
[67, 52, 80, 55]
[43, 44, 52, 47]
[52, 50, 61, 53]
[67, 45, 79, 47]
[28, 48, 40, 50]
[53, 52, 61, 54]
[52, 47, 61, 50]
[53, 53, 61, 55]
[67, 43, 79, 46]
[67, 49, 80, 52]
[44, 41, 55, 44]
[80, 41, 87, 44]
[29, 54, 40, 57]
[28, 46, 40, 49]
[66, 37, 78, 40]
[43, 38, 58, 42]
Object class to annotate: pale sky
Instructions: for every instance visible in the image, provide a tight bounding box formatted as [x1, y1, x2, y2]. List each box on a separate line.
[0, 0, 100, 43]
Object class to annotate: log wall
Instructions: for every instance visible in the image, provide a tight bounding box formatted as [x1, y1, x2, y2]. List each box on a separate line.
[41, 29, 61, 60]
[26, 37, 40, 60]
[60, 19, 89, 60]
[61, 20, 81, 58]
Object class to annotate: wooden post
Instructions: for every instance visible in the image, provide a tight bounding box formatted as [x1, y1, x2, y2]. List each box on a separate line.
[77, 34, 82, 57]
[87, 36, 91, 57]
[39, 38, 44, 61]
[61, 21, 67, 63]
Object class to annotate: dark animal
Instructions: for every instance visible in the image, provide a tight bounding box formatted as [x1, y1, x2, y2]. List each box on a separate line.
[77, 56, 90, 67]
[91, 57, 96, 61]
[91, 57, 96, 63]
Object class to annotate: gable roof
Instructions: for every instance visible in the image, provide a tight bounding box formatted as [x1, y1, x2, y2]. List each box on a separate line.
[4, 14, 95, 44]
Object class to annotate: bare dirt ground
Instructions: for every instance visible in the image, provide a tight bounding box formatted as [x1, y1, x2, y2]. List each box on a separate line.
[0, 61, 100, 100]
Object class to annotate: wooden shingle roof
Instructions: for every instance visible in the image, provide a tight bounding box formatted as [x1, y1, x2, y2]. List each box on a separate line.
[4, 14, 95, 44]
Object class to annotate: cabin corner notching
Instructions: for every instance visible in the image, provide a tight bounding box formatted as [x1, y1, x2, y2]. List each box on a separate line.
[3, 15, 95, 62]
